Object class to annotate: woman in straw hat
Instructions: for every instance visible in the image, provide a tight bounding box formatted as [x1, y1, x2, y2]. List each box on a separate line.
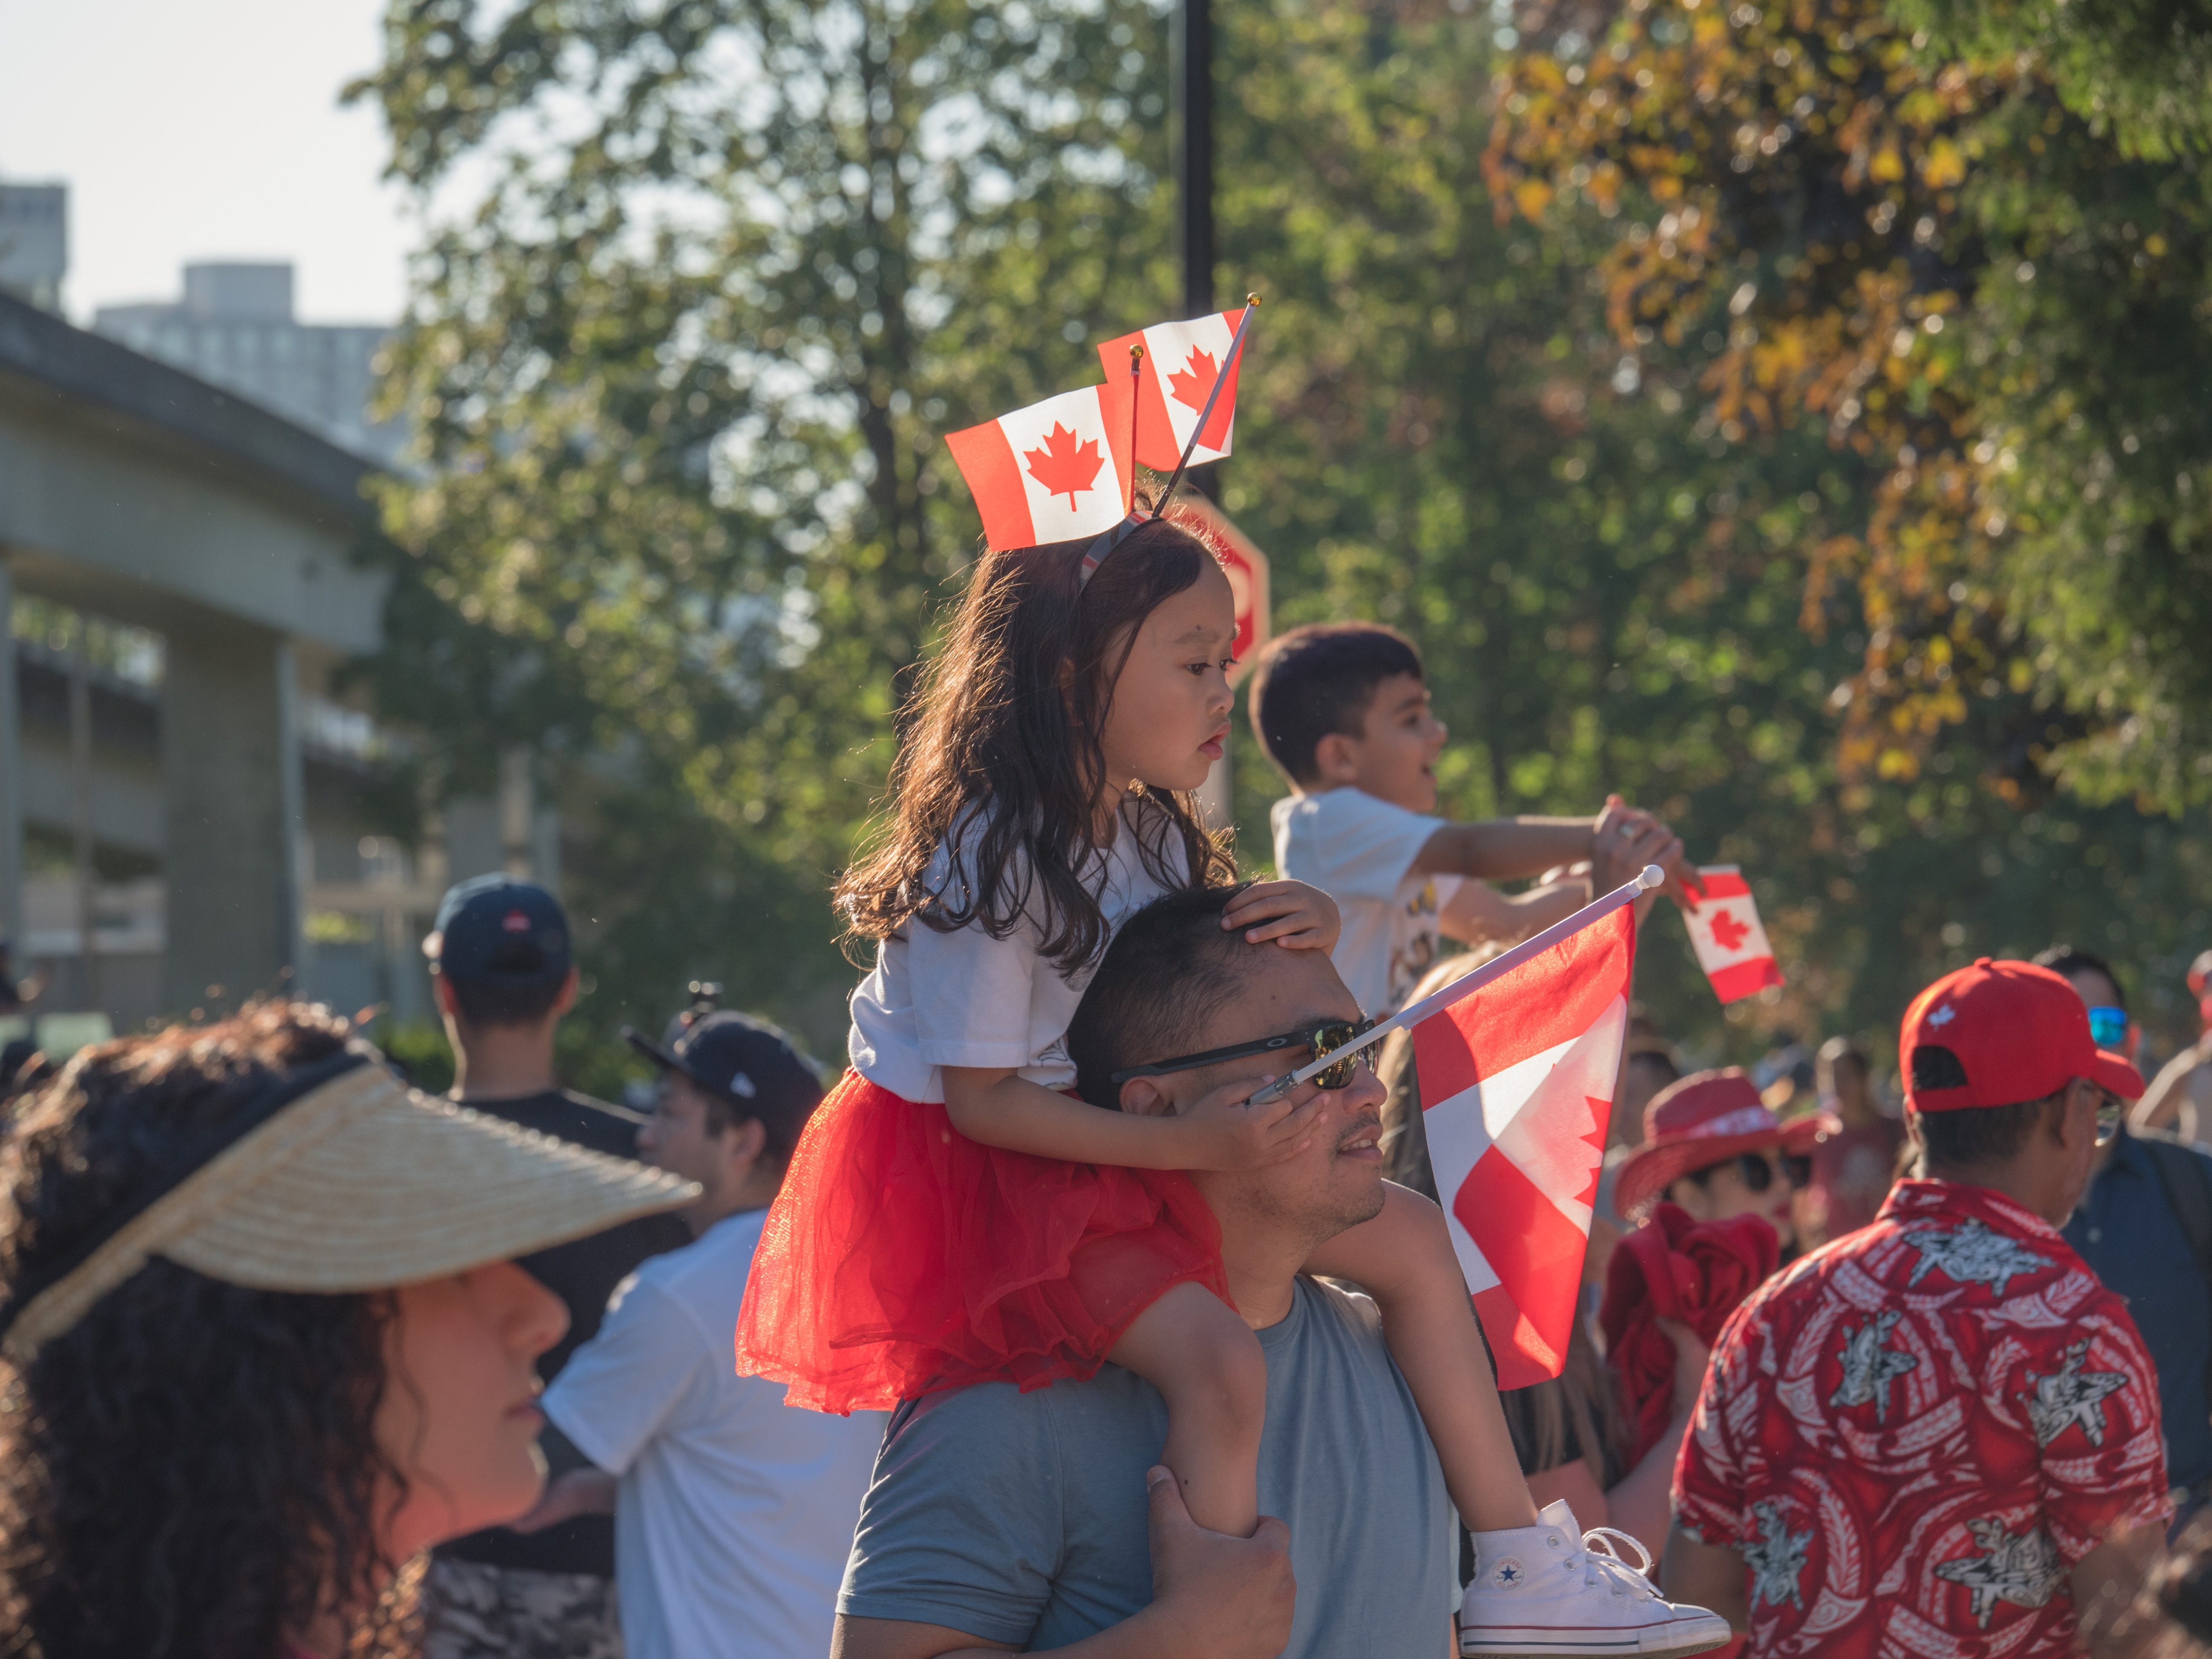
[0, 1000, 694, 1659]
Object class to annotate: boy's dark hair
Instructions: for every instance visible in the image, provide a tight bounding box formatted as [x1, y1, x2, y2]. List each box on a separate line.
[2032, 944, 2127, 1010]
[445, 968, 568, 1030]
[1909, 1043, 2066, 1167]
[1246, 622, 1424, 787]
[1068, 885, 1254, 1109]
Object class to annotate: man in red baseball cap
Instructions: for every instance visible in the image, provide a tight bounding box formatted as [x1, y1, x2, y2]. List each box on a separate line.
[1662, 958, 2171, 1657]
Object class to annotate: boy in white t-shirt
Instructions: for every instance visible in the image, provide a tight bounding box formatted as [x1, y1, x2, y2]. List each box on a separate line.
[1251, 622, 1700, 1015]
[515, 1011, 882, 1659]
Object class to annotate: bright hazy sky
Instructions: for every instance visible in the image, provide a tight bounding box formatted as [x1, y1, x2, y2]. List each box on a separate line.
[0, 0, 413, 325]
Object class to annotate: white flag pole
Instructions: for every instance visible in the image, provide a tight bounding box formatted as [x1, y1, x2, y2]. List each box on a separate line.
[1247, 863, 1663, 1104]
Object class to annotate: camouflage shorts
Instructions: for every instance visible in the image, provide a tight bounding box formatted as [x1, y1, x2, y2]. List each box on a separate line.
[420, 1558, 623, 1659]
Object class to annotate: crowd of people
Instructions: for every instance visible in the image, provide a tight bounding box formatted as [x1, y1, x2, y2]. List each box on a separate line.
[1, 506, 2210, 1658]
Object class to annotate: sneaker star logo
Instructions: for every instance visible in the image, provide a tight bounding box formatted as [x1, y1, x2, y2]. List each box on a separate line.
[1490, 1559, 1525, 1589]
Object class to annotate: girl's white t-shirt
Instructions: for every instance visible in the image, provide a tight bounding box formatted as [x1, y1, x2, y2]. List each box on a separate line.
[848, 803, 1189, 1102]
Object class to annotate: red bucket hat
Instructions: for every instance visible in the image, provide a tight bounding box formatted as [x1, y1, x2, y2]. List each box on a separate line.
[1901, 958, 2145, 1113]
[1613, 1068, 1836, 1223]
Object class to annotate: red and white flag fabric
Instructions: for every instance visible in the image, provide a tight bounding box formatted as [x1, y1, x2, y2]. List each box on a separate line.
[1413, 907, 1634, 1390]
[1096, 308, 1248, 472]
[1685, 864, 1784, 1004]
[943, 380, 1137, 552]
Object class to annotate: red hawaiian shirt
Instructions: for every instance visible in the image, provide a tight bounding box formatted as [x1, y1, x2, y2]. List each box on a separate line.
[1674, 1179, 2170, 1658]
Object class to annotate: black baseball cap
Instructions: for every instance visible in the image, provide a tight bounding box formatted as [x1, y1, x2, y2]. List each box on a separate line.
[624, 1010, 825, 1153]
[423, 876, 572, 986]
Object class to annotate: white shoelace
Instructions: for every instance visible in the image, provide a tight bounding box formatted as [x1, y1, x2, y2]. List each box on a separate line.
[1563, 1526, 1662, 1600]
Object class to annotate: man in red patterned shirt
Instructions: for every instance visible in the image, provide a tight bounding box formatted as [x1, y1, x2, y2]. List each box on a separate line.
[1663, 958, 2171, 1658]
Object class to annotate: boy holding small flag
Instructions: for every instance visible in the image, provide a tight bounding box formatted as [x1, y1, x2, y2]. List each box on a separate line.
[1248, 622, 1705, 1017]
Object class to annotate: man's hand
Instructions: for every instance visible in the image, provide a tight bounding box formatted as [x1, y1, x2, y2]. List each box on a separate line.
[1222, 879, 1341, 952]
[1142, 1465, 1296, 1658]
[1178, 1076, 1326, 1171]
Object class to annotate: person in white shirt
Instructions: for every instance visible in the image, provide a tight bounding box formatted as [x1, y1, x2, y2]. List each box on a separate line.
[1248, 622, 1702, 1014]
[515, 1010, 881, 1659]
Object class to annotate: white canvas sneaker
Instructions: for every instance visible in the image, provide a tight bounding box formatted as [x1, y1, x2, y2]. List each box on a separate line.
[1458, 1500, 1733, 1658]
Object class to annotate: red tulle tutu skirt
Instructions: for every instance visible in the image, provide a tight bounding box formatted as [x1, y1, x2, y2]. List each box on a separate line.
[734, 1071, 1230, 1414]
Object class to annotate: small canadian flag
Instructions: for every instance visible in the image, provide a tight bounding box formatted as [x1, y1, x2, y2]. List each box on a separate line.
[1097, 309, 1248, 472]
[944, 380, 1137, 553]
[1686, 865, 1784, 1003]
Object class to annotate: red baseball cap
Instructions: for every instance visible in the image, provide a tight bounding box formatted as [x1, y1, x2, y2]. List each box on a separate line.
[1901, 958, 2145, 1114]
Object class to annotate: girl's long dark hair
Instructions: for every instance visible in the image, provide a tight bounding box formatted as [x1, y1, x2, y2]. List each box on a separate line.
[839, 510, 1238, 973]
[0, 1001, 419, 1659]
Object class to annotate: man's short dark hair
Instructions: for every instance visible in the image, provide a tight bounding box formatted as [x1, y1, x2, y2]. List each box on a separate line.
[1910, 1044, 2065, 1167]
[2032, 944, 2127, 1010]
[442, 963, 568, 1030]
[1068, 886, 1254, 1109]
[1247, 623, 1424, 787]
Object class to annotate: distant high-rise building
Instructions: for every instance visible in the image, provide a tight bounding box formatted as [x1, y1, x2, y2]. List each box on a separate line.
[0, 183, 67, 314]
[94, 262, 405, 468]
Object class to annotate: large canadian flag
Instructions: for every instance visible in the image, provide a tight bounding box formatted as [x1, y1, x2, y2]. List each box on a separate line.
[1414, 907, 1633, 1390]
[1685, 864, 1784, 1004]
[944, 380, 1137, 552]
[1097, 309, 1248, 472]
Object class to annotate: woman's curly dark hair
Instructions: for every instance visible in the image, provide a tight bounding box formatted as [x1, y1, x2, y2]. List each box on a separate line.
[0, 1001, 419, 1659]
[837, 505, 1239, 973]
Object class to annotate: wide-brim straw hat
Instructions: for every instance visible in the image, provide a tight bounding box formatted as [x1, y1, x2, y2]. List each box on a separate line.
[0, 1043, 698, 1363]
[1613, 1066, 1838, 1223]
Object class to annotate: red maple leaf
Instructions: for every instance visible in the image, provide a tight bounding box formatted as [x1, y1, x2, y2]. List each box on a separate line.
[1573, 1095, 1611, 1208]
[1708, 908, 1751, 953]
[1167, 347, 1219, 413]
[1023, 422, 1105, 510]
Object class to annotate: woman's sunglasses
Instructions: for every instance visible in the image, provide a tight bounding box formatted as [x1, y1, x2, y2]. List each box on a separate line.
[1109, 1019, 1381, 1092]
[1690, 1149, 1812, 1193]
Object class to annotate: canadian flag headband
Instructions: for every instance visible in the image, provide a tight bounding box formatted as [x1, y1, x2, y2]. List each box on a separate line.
[943, 298, 1259, 585]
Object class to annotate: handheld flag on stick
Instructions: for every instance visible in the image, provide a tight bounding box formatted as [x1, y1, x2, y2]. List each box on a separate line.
[1684, 865, 1783, 1004]
[1097, 300, 1257, 474]
[1247, 871, 1663, 1389]
[944, 379, 1138, 553]
[1251, 865, 1661, 1102]
[1248, 866, 1658, 1391]
[1417, 894, 1637, 1388]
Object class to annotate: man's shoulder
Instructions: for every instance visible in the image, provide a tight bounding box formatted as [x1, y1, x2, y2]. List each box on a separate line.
[464, 1087, 650, 1157]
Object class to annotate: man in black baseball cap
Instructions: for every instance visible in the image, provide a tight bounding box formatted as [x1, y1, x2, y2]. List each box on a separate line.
[418, 876, 690, 1659]
[513, 1012, 876, 1659]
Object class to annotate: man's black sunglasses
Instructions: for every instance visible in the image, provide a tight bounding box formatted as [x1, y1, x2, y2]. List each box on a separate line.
[1109, 1019, 1381, 1091]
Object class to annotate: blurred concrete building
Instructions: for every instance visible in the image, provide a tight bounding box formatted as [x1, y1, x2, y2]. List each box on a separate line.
[0, 183, 68, 315]
[94, 261, 406, 468]
[0, 291, 552, 1039]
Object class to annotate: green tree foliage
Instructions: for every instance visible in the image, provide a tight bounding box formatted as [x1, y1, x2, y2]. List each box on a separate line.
[355, 0, 2212, 1074]
[350, 0, 1183, 1053]
[1214, 0, 2212, 1055]
[1486, 0, 2212, 815]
